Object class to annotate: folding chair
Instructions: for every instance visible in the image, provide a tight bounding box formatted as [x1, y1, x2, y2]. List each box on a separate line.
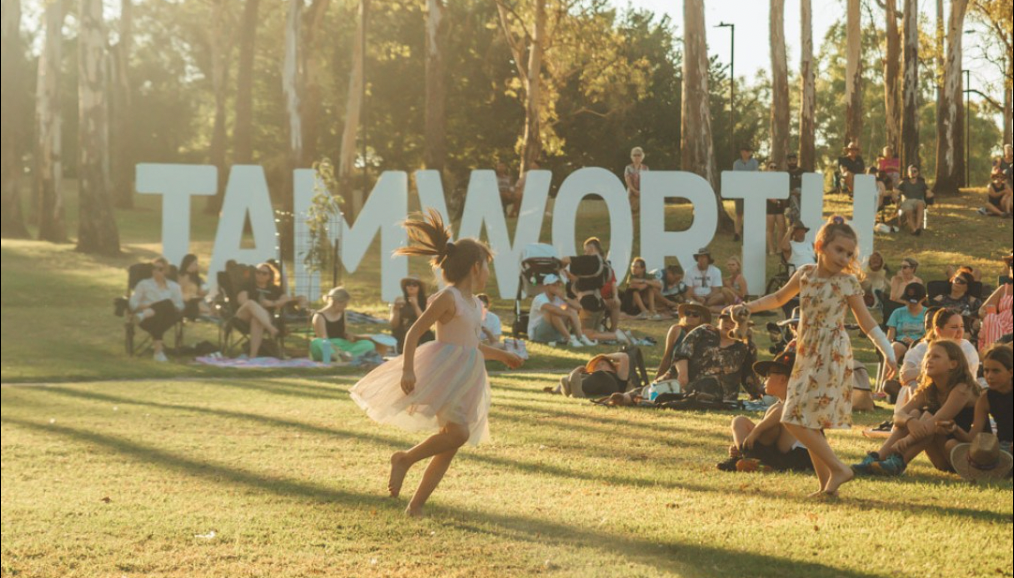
[215, 264, 285, 358]
[114, 263, 184, 357]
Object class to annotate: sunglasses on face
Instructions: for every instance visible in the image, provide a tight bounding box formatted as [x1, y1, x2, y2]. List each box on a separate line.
[686, 312, 702, 318]
[952, 279, 968, 285]
[257, 270, 271, 276]
[405, 282, 420, 288]
[900, 264, 912, 270]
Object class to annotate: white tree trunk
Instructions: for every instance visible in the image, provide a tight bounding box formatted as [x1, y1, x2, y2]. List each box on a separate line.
[111, 0, 133, 209]
[769, 0, 788, 169]
[338, 0, 365, 194]
[36, 0, 66, 243]
[302, 0, 331, 165]
[284, 0, 304, 168]
[424, 0, 447, 173]
[884, 0, 901, 153]
[845, 0, 863, 145]
[1, 0, 30, 239]
[520, 0, 546, 173]
[1006, 54, 1012, 146]
[233, 0, 260, 165]
[900, 0, 920, 169]
[682, 0, 726, 228]
[77, 0, 120, 255]
[799, 0, 816, 172]
[935, 0, 968, 193]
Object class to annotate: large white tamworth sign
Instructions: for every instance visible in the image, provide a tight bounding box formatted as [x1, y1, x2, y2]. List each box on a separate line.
[137, 164, 878, 303]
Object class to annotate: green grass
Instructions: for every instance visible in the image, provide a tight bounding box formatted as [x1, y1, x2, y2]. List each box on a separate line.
[2, 375, 1011, 578]
[2, 183, 1011, 577]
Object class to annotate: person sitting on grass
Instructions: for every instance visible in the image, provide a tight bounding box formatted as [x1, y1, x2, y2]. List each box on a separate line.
[897, 165, 933, 236]
[527, 274, 597, 348]
[477, 294, 503, 348]
[719, 257, 749, 309]
[178, 254, 211, 321]
[646, 264, 688, 319]
[553, 352, 632, 399]
[979, 166, 1013, 219]
[581, 237, 622, 331]
[685, 248, 725, 312]
[943, 344, 1012, 460]
[655, 304, 711, 380]
[780, 222, 816, 273]
[854, 340, 983, 477]
[129, 257, 185, 363]
[978, 252, 1013, 351]
[311, 288, 377, 363]
[390, 276, 435, 353]
[718, 349, 814, 474]
[898, 309, 980, 405]
[861, 251, 890, 308]
[666, 311, 761, 402]
[931, 270, 983, 339]
[887, 282, 928, 362]
[622, 258, 661, 320]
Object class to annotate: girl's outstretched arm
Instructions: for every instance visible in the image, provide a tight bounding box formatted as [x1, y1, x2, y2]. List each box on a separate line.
[847, 293, 898, 379]
[739, 267, 805, 314]
[401, 291, 456, 394]
[478, 344, 523, 369]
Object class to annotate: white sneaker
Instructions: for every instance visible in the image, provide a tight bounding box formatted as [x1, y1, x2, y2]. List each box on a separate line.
[153, 352, 169, 363]
[579, 335, 598, 347]
[650, 314, 664, 322]
[615, 331, 631, 345]
[568, 337, 585, 348]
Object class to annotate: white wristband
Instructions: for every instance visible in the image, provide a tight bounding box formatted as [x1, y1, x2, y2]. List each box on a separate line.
[868, 326, 896, 366]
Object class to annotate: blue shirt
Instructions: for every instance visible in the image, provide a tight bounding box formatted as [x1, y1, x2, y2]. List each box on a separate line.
[887, 306, 927, 343]
[733, 158, 759, 172]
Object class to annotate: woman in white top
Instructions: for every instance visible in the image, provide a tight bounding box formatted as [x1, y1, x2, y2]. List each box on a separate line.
[129, 257, 185, 362]
[895, 308, 980, 415]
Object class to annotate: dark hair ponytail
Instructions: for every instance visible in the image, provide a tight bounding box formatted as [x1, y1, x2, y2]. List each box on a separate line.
[396, 210, 493, 284]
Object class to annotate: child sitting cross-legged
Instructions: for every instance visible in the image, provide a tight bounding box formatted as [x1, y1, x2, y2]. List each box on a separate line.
[717, 349, 815, 474]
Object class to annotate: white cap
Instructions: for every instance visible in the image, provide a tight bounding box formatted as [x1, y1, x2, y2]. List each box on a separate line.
[543, 274, 561, 285]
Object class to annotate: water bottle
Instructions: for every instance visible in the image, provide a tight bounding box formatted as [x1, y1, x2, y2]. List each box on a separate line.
[320, 340, 334, 364]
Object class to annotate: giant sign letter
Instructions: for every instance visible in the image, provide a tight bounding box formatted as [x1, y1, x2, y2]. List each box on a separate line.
[722, 171, 790, 293]
[552, 168, 634, 282]
[207, 166, 280, 288]
[639, 172, 718, 274]
[136, 164, 217, 266]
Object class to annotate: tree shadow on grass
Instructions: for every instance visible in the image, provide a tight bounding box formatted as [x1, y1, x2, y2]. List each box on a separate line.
[10, 386, 1012, 527]
[1, 416, 892, 578]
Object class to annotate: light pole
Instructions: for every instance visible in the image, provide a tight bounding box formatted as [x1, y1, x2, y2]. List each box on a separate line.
[964, 69, 970, 187]
[717, 22, 735, 161]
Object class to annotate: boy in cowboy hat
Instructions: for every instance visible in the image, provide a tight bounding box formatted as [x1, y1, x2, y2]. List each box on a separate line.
[718, 349, 814, 473]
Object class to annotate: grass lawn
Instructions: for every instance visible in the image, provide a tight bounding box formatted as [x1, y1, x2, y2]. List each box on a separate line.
[1, 181, 1011, 577]
[2, 375, 1011, 578]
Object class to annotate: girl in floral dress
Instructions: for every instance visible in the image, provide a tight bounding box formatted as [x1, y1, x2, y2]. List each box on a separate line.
[351, 210, 524, 517]
[731, 217, 898, 497]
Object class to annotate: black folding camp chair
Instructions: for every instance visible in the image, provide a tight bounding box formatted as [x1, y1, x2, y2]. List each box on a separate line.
[114, 263, 184, 357]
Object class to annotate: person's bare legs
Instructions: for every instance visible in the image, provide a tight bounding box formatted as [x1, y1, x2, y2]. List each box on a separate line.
[566, 311, 586, 339]
[545, 313, 573, 341]
[236, 301, 277, 332]
[731, 416, 756, 452]
[735, 214, 744, 238]
[607, 298, 621, 331]
[389, 423, 470, 516]
[249, 321, 265, 358]
[784, 424, 853, 496]
[915, 202, 925, 231]
[808, 451, 832, 496]
[767, 215, 778, 254]
[633, 291, 650, 316]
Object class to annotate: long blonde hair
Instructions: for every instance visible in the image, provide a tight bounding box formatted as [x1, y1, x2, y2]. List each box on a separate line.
[916, 340, 981, 408]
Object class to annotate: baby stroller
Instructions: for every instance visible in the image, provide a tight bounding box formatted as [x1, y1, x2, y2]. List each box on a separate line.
[513, 244, 563, 338]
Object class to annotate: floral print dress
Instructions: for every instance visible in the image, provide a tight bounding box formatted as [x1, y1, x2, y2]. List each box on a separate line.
[782, 265, 863, 430]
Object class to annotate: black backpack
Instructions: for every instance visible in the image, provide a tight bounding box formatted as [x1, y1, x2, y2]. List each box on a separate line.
[621, 345, 650, 394]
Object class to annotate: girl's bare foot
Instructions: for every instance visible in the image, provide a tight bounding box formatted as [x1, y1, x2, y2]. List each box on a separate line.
[405, 505, 424, 518]
[823, 467, 854, 496]
[388, 452, 411, 498]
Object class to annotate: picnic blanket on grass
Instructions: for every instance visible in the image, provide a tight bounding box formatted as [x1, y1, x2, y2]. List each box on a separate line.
[195, 356, 332, 369]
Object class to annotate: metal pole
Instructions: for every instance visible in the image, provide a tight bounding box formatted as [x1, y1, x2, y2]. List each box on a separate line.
[964, 69, 970, 186]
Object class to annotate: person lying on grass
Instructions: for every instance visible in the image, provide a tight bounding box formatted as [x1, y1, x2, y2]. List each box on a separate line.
[717, 349, 814, 474]
[551, 352, 632, 399]
[854, 340, 983, 477]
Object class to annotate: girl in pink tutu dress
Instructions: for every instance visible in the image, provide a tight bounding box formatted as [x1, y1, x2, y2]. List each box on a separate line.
[730, 217, 899, 498]
[351, 210, 524, 517]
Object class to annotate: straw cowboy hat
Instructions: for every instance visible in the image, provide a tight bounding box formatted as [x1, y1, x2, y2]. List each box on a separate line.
[677, 303, 713, 325]
[951, 433, 1013, 483]
[692, 248, 714, 264]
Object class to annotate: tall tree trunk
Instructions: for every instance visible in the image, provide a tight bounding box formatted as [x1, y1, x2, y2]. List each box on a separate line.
[233, 0, 260, 165]
[845, 0, 863, 145]
[36, 0, 66, 243]
[769, 0, 788, 169]
[204, 0, 233, 215]
[1, 0, 29, 239]
[77, 0, 120, 255]
[934, 0, 968, 193]
[934, 0, 944, 170]
[1005, 54, 1012, 146]
[520, 0, 546, 173]
[799, 0, 816, 172]
[423, 0, 447, 174]
[682, 0, 727, 230]
[110, 0, 133, 209]
[337, 0, 365, 206]
[883, 0, 901, 154]
[301, 0, 330, 165]
[900, 0, 920, 170]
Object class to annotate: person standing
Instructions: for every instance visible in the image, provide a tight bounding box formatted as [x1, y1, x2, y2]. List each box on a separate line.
[351, 210, 524, 518]
[732, 217, 898, 497]
[838, 142, 865, 195]
[732, 145, 760, 242]
[625, 147, 649, 215]
[786, 153, 805, 224]
[897, 165, 933, 236]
